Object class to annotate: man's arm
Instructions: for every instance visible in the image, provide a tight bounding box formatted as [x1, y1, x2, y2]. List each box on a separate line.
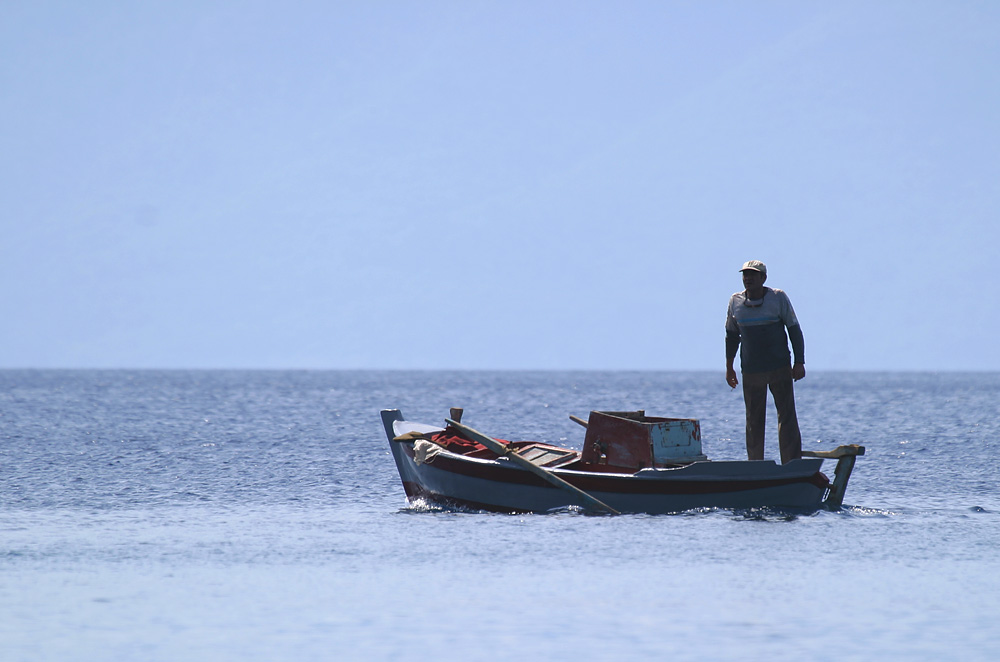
[788, 324, 805, 381]
[725, 300, 740, 387]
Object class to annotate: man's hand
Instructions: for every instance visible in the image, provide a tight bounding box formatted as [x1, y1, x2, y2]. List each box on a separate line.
[792, 363, 806, 381]
[726, 367, 739, 388]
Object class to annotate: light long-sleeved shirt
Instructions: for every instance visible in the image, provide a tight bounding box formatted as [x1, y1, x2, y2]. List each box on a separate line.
[725, 287, 804, 374]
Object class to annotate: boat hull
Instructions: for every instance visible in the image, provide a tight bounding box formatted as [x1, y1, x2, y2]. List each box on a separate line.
[382, 410, 829, 514]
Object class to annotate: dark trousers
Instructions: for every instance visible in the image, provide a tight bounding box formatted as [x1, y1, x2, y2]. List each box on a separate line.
[742, 366, 801, 463]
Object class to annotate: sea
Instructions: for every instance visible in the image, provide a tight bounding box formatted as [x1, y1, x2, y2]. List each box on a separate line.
[1, 370, 998, 661]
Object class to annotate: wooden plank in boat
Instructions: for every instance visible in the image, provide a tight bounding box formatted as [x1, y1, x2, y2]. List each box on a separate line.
[515, 444, 579, 468]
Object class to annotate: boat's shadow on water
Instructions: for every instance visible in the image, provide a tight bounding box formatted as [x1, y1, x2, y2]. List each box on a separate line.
[396, 498, 894, 520]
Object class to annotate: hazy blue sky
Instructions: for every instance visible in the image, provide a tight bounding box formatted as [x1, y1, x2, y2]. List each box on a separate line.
[3, 1, 997, 370]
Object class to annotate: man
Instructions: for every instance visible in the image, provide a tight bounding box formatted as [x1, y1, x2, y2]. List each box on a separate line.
[725, 260, 805, 463]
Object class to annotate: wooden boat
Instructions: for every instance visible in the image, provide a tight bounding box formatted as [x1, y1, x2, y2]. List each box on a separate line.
[380, 408, 865, 515]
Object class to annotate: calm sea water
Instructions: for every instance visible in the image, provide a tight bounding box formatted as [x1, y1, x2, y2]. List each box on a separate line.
[2, 370, 999, 661]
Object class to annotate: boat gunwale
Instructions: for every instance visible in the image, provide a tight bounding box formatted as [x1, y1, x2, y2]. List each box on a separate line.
[396, 435, 830, 495]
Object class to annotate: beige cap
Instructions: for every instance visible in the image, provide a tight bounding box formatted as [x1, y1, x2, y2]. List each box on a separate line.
[739, 260, 767, 275]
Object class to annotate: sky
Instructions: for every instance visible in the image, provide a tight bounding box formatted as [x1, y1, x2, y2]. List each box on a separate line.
[2, 1, 998, 370]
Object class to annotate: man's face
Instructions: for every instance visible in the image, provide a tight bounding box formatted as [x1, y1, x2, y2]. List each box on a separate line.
[742, 269, 765, 290]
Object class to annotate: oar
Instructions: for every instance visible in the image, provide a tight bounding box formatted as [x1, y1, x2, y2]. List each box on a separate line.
[445, 418, 620, 515]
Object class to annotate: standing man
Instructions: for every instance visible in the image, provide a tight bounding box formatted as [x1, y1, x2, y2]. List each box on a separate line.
[725, 260, 805, 463]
